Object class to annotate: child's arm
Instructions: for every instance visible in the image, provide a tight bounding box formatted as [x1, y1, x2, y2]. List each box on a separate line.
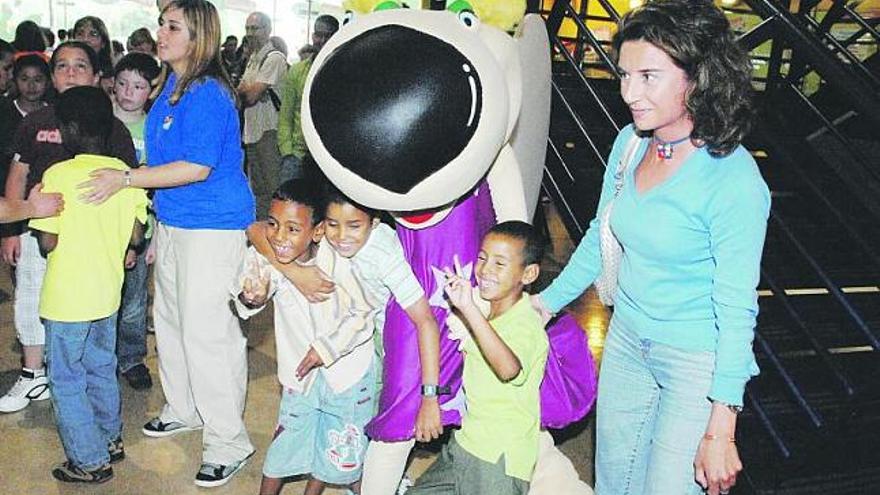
[129, 219, 145, 252]
[246, 221, 335, 302]
[0, 183, 64, 224]
[403, 297, 444, 442]
[37, 232, 58, 257]
[124, 219, 146, 270]
[300, 257, 376, 376]
[444, 273, 522, 382]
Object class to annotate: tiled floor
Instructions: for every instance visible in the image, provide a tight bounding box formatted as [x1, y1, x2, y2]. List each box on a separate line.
[0, 202, 599, 494]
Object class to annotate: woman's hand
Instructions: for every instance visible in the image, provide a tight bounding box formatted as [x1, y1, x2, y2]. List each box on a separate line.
[78, 168, 125, 204]
[695, 403, 742, 495]
[415, 397, 443, 443]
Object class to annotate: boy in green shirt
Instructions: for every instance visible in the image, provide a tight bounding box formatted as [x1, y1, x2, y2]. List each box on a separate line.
[410, 221, 549, 495]
[112, 52, 160, 390]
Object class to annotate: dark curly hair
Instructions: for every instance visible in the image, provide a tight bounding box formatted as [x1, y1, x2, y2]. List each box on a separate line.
[611, 0, 753, 157]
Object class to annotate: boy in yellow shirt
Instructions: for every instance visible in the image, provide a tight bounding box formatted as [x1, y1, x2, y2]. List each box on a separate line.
[409, 221, 549, 495]
[29, 86, 148, 484]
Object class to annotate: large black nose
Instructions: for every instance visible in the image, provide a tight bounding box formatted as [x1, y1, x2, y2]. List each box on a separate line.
[308, 25, 482, 194]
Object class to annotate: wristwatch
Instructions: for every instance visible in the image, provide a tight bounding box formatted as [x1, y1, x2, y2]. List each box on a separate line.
[421, 384, 451, 398]
[713, 399, 743, 414]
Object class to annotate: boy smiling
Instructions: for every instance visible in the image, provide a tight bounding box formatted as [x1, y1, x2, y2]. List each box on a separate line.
[410, 220, 549, 495]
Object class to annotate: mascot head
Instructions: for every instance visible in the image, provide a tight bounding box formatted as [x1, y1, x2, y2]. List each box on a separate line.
[302, 0, 542, 215]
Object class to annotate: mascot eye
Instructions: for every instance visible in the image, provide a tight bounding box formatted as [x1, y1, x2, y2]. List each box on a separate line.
[457, 10, 479, 29]
[342, 11, 356, 26]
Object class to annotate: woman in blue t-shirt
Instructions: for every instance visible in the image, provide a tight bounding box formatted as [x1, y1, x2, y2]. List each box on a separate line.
[532, 2, 770, 495]
[80, 0, 256, 487]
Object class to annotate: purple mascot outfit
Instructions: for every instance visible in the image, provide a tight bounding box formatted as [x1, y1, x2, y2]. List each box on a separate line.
[301, 3, 597, 494]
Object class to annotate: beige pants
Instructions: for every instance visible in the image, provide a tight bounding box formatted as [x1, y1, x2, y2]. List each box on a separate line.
[361, 432, 593, 495]
[153, 225, 253, 464]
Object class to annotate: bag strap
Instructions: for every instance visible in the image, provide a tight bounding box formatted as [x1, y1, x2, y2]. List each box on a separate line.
[256, 49, 285, 111]
[613, 133, 643, 197]
[257, 49, 284, 73]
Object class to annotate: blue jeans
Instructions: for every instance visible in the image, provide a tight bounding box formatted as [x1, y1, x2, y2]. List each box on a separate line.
[595, 318, 714, 495]
[45, 314, 121, 470]
[117, 249, 148, 372]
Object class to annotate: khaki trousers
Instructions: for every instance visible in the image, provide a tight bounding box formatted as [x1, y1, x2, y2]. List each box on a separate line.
[153, 225, 253, 464]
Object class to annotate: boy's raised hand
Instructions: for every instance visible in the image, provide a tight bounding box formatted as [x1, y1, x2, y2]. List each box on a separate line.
[295, 347, 324, 380]
[443, 256, 476, 312]
[240, 256, 270, 308]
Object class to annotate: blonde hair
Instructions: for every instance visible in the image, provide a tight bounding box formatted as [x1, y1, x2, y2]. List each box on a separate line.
[154, 0, 234, 105]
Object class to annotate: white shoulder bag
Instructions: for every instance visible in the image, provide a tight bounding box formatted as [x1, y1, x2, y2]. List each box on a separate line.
[594, 134, 643, 306]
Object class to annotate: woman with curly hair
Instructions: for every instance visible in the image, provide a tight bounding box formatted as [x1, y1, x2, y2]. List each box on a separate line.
[531, 1, 770, 494]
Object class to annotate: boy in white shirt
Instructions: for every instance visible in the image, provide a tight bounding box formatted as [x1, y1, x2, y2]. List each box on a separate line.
[234, 179, 378, 495]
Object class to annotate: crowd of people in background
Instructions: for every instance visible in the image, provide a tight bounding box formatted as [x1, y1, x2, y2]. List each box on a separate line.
[0, 0, 345, 488]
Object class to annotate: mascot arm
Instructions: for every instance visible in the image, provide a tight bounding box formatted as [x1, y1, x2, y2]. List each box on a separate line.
[487, 144, 529, 223]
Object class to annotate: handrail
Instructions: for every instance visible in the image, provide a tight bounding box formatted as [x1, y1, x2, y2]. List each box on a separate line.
[761, 269, 855, 396]
[561, 2, 620, 78]
[754, 329, 824, 428]
[742, 0, 880, 128]
[551, 81, 609, 168]
[769, 212, 880, 351]
[747, 388, 792, 459]
[550, 35, 622, 132]
[543, 140, 585, 238]
[799, 12, 880, 88]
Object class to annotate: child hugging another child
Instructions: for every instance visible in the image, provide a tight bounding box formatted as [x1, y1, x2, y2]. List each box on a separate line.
[29, 86, 148, 484]
[234, 179, 379, 495]
[248, 177, 446, 492]
[408, 221, 549, 495]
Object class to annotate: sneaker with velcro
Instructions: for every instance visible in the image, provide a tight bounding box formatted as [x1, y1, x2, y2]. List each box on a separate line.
[51, 461, 113, 484]
[108, 436, 125, 464]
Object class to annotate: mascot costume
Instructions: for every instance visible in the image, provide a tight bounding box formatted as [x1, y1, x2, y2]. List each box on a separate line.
[302, 1, 597, 493]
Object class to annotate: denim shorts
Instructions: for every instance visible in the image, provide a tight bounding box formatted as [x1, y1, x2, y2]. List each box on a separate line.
[263, 362, 377, 484]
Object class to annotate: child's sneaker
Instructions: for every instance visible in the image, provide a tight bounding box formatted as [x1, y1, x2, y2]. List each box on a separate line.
[193, 451, 254, 488]
[108, 436, 125, 464]
[0, 368, 50, 413]
[142, 417, 202, 438]
[51, 461, 113, 484]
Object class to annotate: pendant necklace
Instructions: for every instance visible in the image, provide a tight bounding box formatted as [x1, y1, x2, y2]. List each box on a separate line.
[654, 134, 691, 160]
